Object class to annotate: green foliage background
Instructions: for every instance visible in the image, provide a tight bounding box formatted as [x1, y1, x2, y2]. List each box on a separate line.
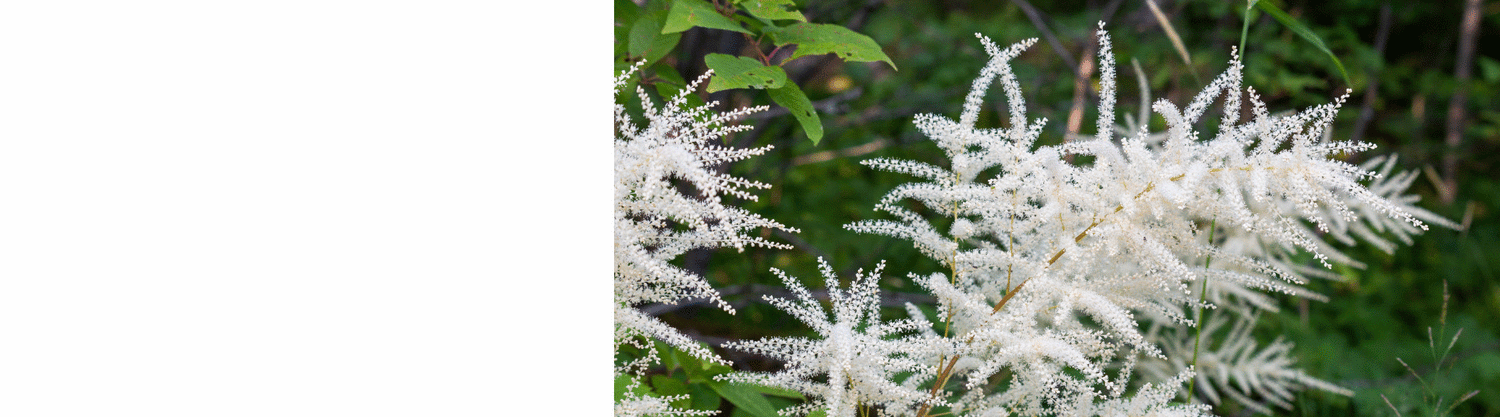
[616, 1, 1500, 415]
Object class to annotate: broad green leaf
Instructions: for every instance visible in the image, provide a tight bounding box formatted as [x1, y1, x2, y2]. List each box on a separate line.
[663, 0, 751, 34]
[615, 0, 640, 27]
[652, 339, 682, 373]
[769, 83, 823, 144]
[677, 342, 731, 383]
[767, 23, 896, 70]
[629, 0, 683, 65]
[651, 375, 692, 408]
[742, 0, 805, 22]
[709, 381, 782, 417]
[734, 13, 770, 33]
[704, 54, 788, 92]
[690, 382, 722, 411]
[1254, 1, 1351, 86]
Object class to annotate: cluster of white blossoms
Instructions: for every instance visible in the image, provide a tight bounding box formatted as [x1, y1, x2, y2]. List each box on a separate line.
[820, 23, 1440, 416]
[613, 63, 795, 416]
[612, 22, 1448, 417]
[720, 259, 943, 417]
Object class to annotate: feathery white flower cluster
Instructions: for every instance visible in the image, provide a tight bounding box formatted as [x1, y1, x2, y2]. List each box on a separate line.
[610, 22, 1446, 417]
[817, 23, 1446, 415]
[614, 63, 796, 415]
[1140, 312, 1350, 415]
[721, 259, 942, 417]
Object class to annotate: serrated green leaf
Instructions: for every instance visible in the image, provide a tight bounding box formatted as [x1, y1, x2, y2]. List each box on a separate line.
[769, 83, 823, 144]
[709, 381, 782, 417]
[663, 0, 751, 34]
[704, 54, 788, 92]
[1254, 1, 1350, 87]
[629, 1, 683, 65]
[742, 0, 805, 22]
[768, 23, 895, 70]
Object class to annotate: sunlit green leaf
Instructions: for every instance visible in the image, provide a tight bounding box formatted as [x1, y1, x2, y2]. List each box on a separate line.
[704, 53, 788, 92]
[767, 22, 896, 70]
[742, 0, 805, 22]
[664, 0, 751, 34]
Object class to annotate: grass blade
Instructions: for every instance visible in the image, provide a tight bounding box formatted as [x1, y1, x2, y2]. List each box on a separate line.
[1145, 0, 1196, 82]
[1254, 1, 1352, 86]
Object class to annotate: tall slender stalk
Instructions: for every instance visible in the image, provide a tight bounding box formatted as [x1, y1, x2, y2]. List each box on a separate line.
[1187, 217, 1217, 401]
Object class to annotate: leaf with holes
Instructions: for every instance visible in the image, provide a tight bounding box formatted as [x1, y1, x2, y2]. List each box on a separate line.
[663, 0, 750, 34]
[704, 54, 788, 92]
[767, 22, 895, 70]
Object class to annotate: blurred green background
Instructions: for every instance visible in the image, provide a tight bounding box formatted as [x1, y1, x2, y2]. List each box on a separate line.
[618, 1, 1500, 415]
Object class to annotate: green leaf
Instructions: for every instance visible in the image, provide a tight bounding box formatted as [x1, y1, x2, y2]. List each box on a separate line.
[615, 0, 639, 58]
[709, 381, 782, 417]
[615, 374, 633, 402]
[690, 382, 722, 411]
[769, 83, 823, 144]
[675, 341, 731, 383]
[704, 54, 788, 92]
[629, 0, 683, 65]
[651, 375, 692, 408]
[663, 0, 751, 34]
[648, 339, 681, 374]
[615, 0, 640, 27]
[767, 22, 896, 70]
[1254, 1, 1350, 87]
[1478, 56, 1500, 83]
[748, 384, 805, 400]
[742, 0, 805, 22]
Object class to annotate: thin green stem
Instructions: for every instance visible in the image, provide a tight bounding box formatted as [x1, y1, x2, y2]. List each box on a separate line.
[1187, 217, 1217, 402]
[1240, 0, 1257, 57]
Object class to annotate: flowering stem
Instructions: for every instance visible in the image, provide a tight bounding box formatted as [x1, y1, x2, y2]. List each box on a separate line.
[1186, 217, 1218, 402]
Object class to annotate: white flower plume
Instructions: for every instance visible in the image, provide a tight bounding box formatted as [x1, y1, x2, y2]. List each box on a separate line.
[720, 259, 941, 417]
[614, 63, 797, 365]
[844, 23, 1441, 415]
